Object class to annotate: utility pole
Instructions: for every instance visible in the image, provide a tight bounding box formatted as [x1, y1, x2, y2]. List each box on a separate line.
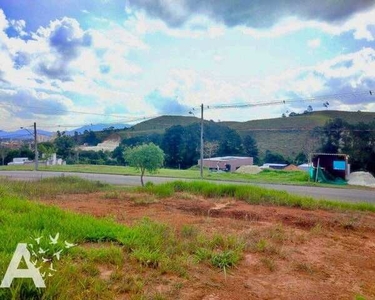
[200, 103, 204, 178]
[34, 122, 38, 171]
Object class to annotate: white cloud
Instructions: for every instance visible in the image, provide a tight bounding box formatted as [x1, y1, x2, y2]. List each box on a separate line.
[307, 38, 321, 49]
[124, 11, 226, 39]
[9, 19, 27, 37]
[0, 9, 150, 129]
[241, 8, 375, 41]
[150, 47, 375, 121]
[0, 9, 8, 31]
[213, 54, 224, 62]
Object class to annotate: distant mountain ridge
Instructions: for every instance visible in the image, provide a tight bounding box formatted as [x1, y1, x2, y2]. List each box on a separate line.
[0, 129, 53, 140]
[66, 123, 130, 135]
[0, 123, 130, 140]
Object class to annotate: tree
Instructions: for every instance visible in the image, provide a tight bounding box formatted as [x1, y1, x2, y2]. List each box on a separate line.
[263, 150, 289, 164]
[112, 145, 126, 165]
[217, 128, 243, 156]
[0, 146, 9, 166]
[122, 133, 162, 148]
[83, 131, 100, 146]
[242, 135, 259, 164]
[161, 125, 186, 168]
[294, 152, 307, 165]
[204, 141, 219, 159]
[39, 142, 56, 165]
[124, 143, 164, 186]
[342, 122, 375, 174]
[320, 118, 349, 153]
[54, 135, 76, 159]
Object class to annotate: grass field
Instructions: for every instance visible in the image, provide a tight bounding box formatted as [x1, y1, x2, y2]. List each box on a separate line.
[0, 164, 320, 185]
[1, 176, 374, 298]
[141, 181, 375, 212]
[0, 177, 243, 299]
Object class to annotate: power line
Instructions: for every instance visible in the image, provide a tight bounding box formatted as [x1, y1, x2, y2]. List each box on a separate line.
[0, 101, 141, 119]
[234, 128, 375, 132]
[34, 114, 164, 130]
[208, 90, 373, 110]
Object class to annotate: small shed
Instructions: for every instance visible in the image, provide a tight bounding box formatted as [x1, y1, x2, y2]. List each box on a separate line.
[198, 156, 253, 172]
[261, 163, 288, 170]
[309, 153, 350, 181]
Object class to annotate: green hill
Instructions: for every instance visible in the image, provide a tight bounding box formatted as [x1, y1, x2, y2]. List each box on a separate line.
[110, 110, 375, 158]
[223, 110, 375, 157]
[114, 115, 200, 139]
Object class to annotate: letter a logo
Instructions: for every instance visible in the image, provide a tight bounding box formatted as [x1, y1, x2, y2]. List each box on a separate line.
[1, 243, 45, 288]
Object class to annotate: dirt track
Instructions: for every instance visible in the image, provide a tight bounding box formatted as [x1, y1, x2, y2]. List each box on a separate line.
[41, 192, 375, 299]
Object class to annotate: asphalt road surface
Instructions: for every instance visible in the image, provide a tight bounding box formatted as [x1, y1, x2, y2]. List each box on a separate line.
[1, 170, 374, 203]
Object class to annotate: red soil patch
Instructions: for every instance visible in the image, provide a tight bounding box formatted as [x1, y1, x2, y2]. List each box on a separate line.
[40, 192, 375, 299]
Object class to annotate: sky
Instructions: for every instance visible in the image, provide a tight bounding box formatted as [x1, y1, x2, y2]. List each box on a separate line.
[0, 0, 375, 131]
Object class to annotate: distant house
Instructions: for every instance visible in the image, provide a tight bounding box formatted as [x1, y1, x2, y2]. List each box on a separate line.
[309, 153, 350, 181]
[298, 163, 310, 172]
[261, 163, 288, 170]
[7, 157, 31, 165]
[198, 156, 253, 172]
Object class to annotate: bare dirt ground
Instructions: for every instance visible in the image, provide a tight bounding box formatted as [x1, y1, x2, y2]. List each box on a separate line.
[40, 192, 375, 300]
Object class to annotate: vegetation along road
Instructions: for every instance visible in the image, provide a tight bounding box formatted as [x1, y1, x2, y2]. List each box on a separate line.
[1, 170, 374, 203]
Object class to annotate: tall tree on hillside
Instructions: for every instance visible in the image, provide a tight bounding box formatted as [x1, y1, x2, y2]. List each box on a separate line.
[0, 146, 9, 165]
[112, 145, 126, 165]
[122, 133, 163, 148]
[181, 124, 200, 168]
[320, 118, 349, 153]
[342, 122, 375, 173]
[83, 131, 100, 146]
[54, 135, 76, 159]
[242, 135, 259, 163]
[217, 128, 243, 156]
[263, 150, 289, 164]
[162, 125, 186, 168]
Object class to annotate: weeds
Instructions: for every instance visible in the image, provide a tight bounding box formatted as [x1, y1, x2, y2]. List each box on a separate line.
[142, 181, 375, 212]
[260, 257, 276, 272]
[181, 225, 198, 239]
[256, 239, 268, 252]
[103, 191, 121, 199]
[0, 177, 245, 299]
[310, 223, 323, 233]
[0, 176, 107, 199]
[293, 262, 315, 275]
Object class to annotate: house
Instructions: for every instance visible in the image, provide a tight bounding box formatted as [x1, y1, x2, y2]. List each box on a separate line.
[261, 163, 288, 170]
[7, 157, 31, 165]
[309, 153, 350, 181]
[198, 156, 253, 172]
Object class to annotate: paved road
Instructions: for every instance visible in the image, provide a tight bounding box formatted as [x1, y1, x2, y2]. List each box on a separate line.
[1, 170, 374, 203]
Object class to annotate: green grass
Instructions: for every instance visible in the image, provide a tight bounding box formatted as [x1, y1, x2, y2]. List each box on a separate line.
[142, 181, 375, 212]
[207, 168, 309, 183]
[0, 164, 338, 188]
[0, 177, 243, 299]
[0, 176, 108, 199]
